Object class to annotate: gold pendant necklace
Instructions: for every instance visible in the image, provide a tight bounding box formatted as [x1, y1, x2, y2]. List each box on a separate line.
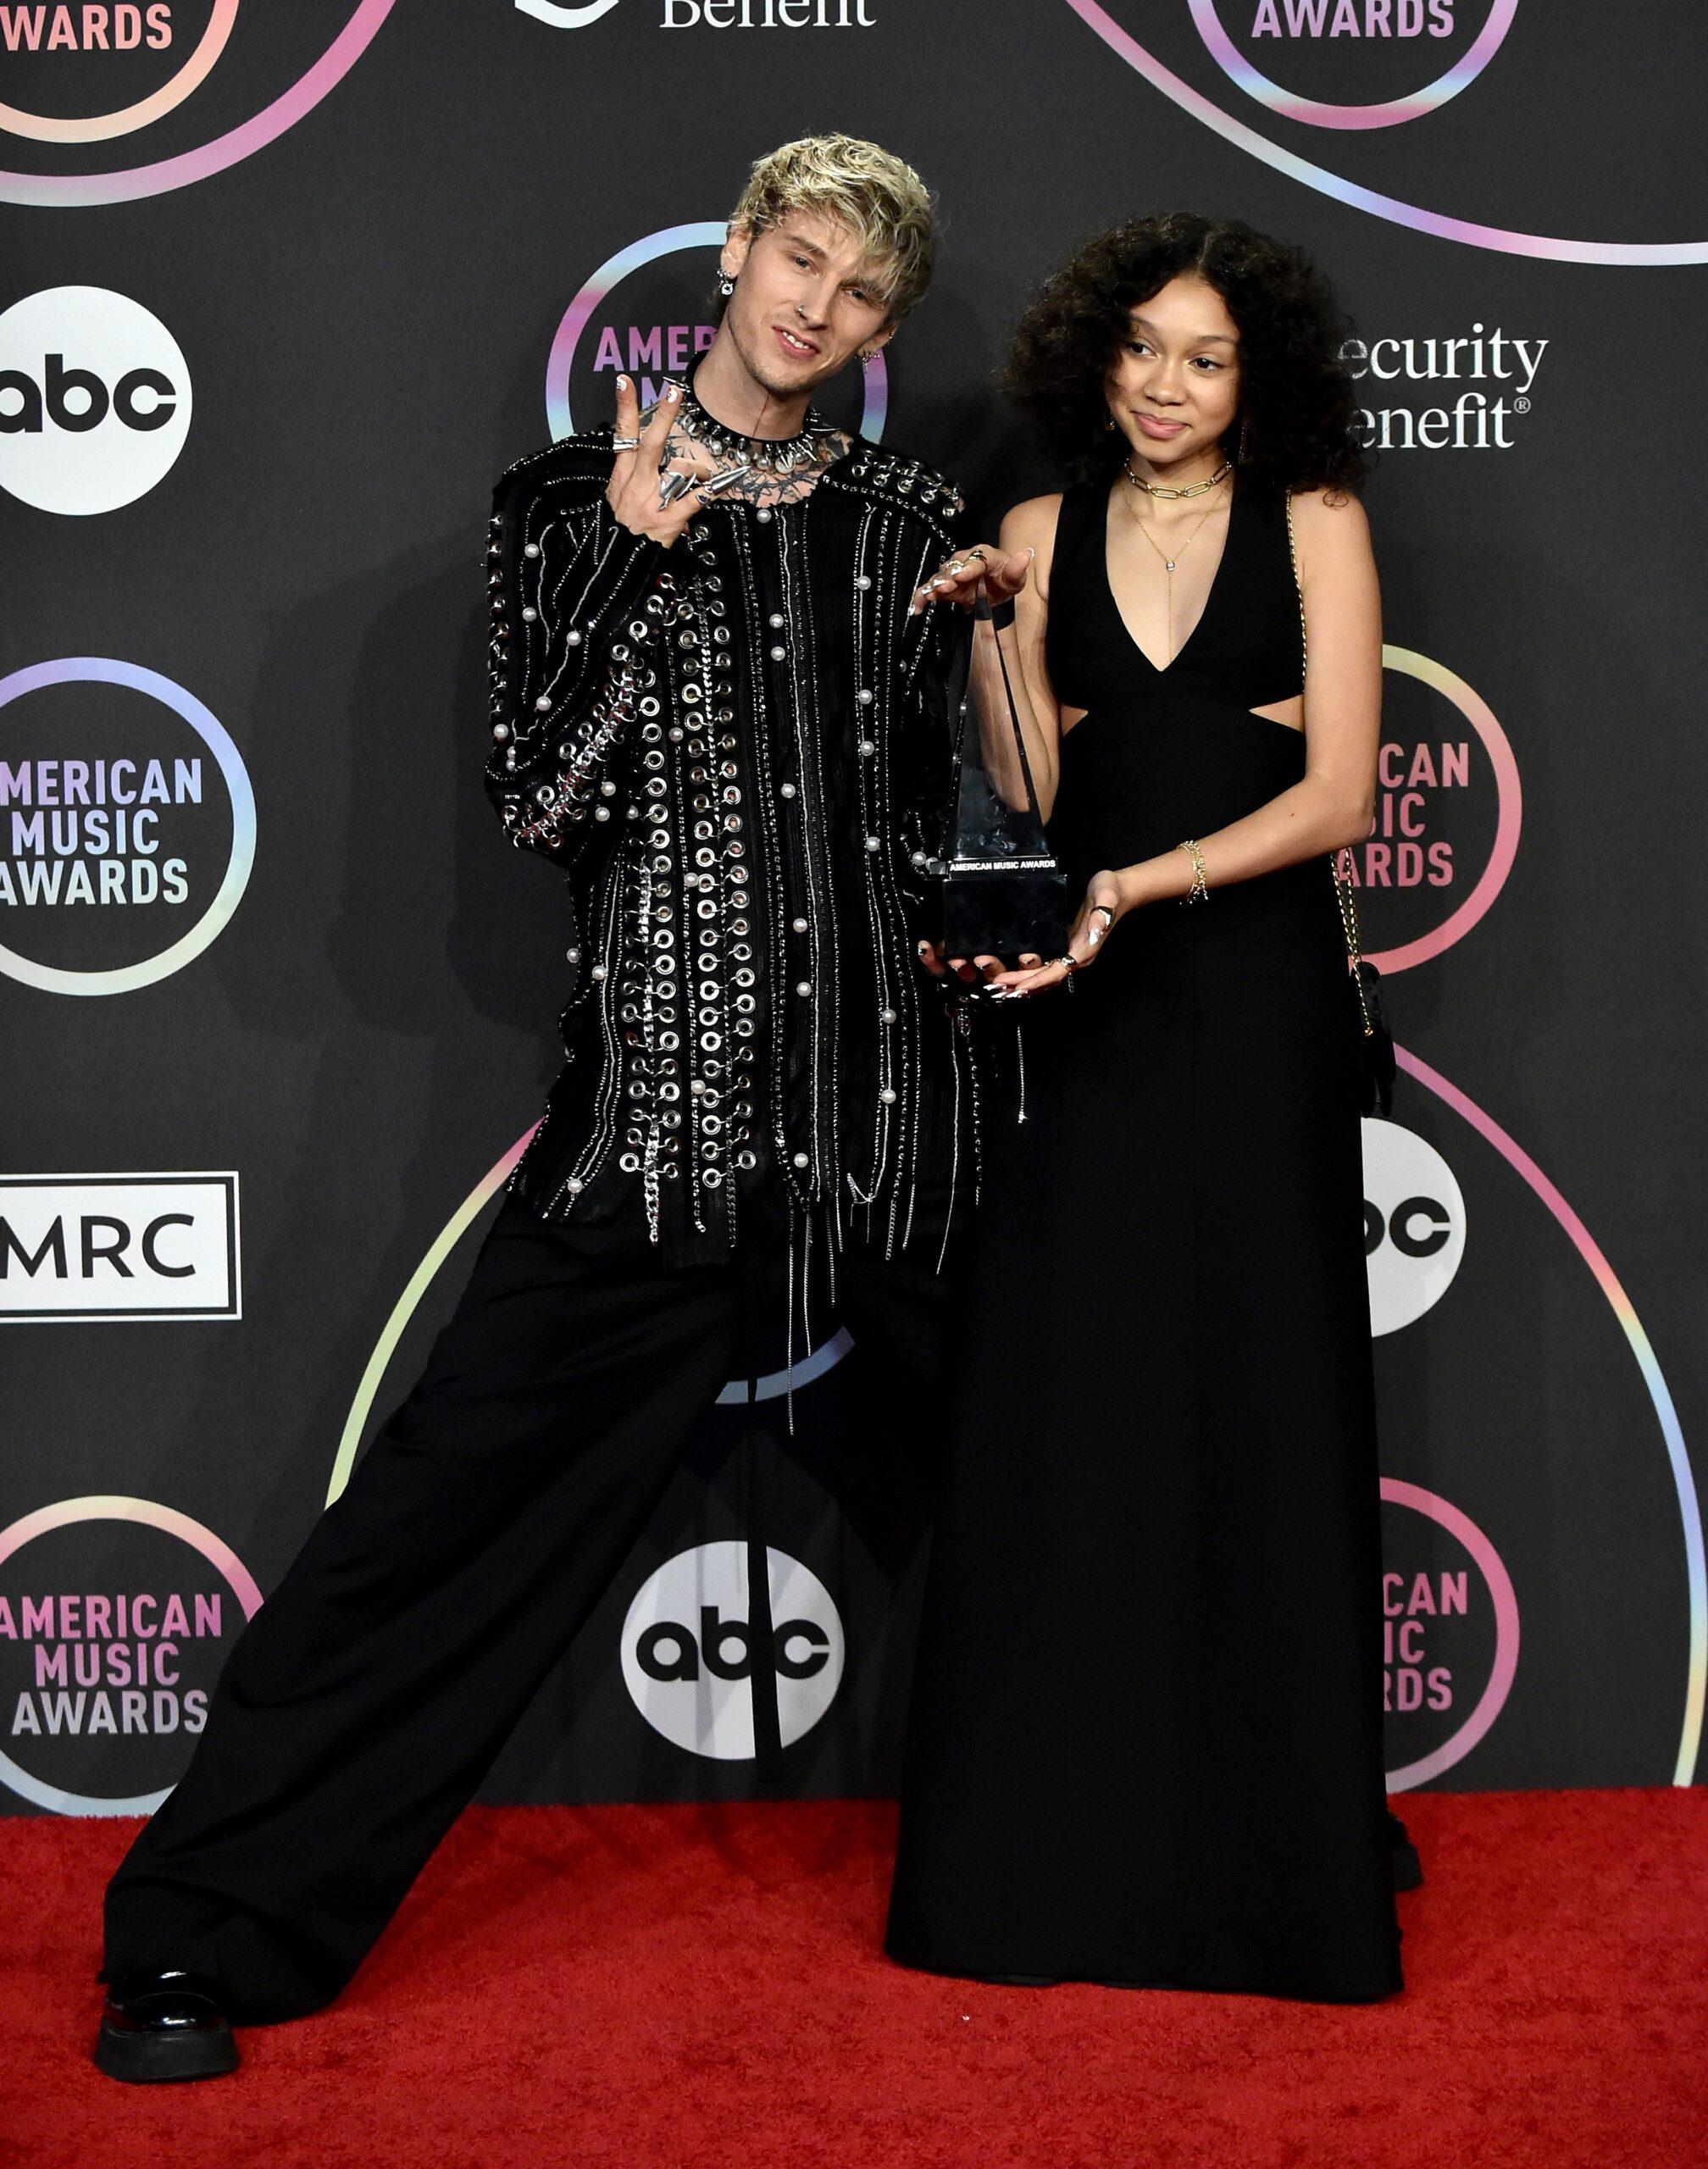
[1128, 480, 1228, 661]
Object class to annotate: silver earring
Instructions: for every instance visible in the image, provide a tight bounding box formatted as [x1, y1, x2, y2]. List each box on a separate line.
[718, 274, 735, 297]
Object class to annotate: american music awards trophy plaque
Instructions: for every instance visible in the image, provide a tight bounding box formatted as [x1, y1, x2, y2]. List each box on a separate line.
[929, 593, 1069, 968]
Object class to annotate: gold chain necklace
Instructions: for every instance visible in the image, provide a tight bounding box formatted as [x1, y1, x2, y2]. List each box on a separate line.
[1126, 478, 1228, 661]
[1122, 455, 1233, 502]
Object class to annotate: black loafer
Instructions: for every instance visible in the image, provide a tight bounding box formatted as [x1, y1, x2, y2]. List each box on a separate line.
[93, 1968, 239, 2083]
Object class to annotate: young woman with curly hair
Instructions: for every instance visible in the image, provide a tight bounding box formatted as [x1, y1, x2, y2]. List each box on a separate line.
[885, 214, 1409, 2002]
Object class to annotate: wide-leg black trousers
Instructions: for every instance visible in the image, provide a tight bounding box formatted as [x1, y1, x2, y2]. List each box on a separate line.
[103, 1196, 962, 2023]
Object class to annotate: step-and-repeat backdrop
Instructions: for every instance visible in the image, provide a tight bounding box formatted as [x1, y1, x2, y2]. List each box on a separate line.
[3, 1, 1704, 1817]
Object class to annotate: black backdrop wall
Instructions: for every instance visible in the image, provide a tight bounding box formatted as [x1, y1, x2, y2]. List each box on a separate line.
[3, 0, 1704, 1818]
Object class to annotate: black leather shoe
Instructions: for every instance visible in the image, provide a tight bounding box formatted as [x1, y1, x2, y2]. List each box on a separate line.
[1389, 1811, 1424, 1893]
[93, 1969, 240, 2083]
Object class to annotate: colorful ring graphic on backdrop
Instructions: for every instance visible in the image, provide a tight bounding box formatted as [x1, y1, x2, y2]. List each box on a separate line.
[1380, 1477, 1519, 1792]
[324, 1129, 538, 1507]
[324, 1074, 1704, 1788]
[325, 1129, 855, 1506]
[1187, 0, 1520, 130]
[0, 0, 396, 207]
[0, 0, 241, 145]
[1062, 1, 1708, 263]
[1400, 1046, 1705, 1786]
[546, 222, 890, 443]
[1365, 643, 1521, 977]
[0, 657, 256, 998]
[0, 1495, 262, 1816]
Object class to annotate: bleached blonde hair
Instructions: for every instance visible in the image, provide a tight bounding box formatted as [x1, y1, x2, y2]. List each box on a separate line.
[730, 134, 938, 322]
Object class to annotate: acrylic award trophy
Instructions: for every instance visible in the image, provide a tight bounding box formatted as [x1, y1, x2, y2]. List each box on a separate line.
[929, 592, 1069, 968]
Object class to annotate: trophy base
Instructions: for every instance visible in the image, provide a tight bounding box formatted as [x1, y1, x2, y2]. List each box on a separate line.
[930, 863, 1070, 963]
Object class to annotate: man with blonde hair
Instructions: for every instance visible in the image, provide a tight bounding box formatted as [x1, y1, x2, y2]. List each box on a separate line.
[94, 134, 1031, 2081]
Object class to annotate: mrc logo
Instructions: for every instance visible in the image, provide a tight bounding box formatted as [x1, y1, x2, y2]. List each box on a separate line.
[0, 1174, 241, 1321]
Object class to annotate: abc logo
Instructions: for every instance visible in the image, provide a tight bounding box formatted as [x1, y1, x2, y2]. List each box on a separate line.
[0, 287, 191, 516]
[1362, 1118, 1465, 1335]
[620, 1541, 845, 1760]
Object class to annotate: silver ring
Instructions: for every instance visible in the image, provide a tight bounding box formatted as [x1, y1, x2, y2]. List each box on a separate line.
[697, 463, 750, 499]
[657, 468, 696, 508]
[611, 434, 640, 452]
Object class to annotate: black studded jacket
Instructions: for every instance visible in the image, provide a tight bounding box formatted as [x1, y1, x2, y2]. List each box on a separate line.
[483, 421, 980, 1268]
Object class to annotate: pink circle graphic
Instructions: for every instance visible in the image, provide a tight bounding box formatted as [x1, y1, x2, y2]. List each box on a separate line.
[1363, 643, 1521, 976]
[1189, 0, 1520, 130]
[0, 0, 241, 145]
[0, 0, 395, 207]
[546, 221, 888, 445]
[1062, 0, 1708, 264]
[0, 1495, 262, 1816]
[1381, 1477, 1519, 1792]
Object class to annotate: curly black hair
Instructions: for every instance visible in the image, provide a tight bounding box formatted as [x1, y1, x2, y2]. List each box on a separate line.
[1005, 212, 1367, 495]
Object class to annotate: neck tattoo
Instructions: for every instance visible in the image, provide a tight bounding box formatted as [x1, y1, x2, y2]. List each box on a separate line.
[657, 376, 850, 509]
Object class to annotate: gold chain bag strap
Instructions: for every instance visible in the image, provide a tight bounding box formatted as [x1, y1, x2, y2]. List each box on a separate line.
[1284, 492, 1395, 1116]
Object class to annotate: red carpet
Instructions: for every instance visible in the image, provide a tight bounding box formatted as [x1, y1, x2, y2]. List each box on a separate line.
[2, 1788, 1705, 2169]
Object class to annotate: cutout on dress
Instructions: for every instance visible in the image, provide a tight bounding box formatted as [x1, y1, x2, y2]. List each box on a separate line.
[1249, 696, 1306, 735]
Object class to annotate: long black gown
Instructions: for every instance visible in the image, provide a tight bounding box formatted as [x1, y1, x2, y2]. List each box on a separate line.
[885, 471, 1403, 2003]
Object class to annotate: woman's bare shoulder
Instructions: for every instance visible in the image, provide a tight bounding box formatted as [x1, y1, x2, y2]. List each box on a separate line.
[1000, 495, 1066, 595]
[1288, 485, 1372, 553]
[1001, 493, 1065, 545]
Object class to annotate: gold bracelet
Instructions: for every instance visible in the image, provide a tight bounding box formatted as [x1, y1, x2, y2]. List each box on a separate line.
[1178, 838, 1209, 903]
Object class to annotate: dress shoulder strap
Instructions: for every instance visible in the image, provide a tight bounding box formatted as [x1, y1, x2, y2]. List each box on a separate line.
[1047, 480, 1103, 579]
[1043, 482, 1108, 710]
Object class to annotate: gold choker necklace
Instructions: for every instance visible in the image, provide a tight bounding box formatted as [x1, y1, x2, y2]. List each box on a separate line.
[1123, 457, 1233, 502]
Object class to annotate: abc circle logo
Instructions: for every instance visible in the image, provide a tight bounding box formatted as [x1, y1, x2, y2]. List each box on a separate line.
[0, 287, 190, 515]
[1362, 1118, 1465, 1334]
[621, 1542, 845, 1760]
